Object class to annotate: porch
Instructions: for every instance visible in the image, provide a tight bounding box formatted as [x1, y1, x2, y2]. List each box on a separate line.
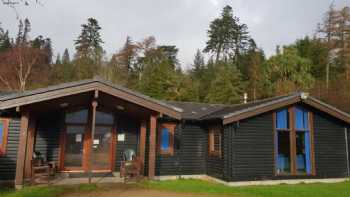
[2, 81, 182, 188]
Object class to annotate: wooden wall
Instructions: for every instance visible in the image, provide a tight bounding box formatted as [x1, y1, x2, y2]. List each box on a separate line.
[0, 118, 20, 181]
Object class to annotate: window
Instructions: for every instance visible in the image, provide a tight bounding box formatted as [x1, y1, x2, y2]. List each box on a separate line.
[275, 106, 314, 176]
[0, 119, 9, 156]
[158, 123, 175, 155]
[209, 127, 222, 157]
[295, 107, 312, 175]
[276, 109, 291, 174]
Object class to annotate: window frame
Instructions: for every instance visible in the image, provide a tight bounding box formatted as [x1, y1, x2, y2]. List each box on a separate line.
[273, 106, 316, 176]
[158, 123, 176, 156]
[0, 118, 10, 156]
[208, 126, 222, 157]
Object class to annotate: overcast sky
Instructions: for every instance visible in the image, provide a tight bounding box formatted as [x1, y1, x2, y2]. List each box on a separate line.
[1, 0, 349, 69]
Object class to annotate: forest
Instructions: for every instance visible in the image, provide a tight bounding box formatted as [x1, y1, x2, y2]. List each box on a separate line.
[0, 3, 349, 112]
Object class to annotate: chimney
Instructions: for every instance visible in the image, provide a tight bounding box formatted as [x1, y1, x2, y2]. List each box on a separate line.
[243, 93, 248, 104]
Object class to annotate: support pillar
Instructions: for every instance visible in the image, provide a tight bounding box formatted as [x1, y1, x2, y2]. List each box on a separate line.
[139, 120, 147, 175]
[15, 110, 30, 189]
[148, 114, 157, 179]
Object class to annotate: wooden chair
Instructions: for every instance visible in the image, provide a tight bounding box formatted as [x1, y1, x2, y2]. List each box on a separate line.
[30, 152, 56, 185]
[120, 149, 143, 182]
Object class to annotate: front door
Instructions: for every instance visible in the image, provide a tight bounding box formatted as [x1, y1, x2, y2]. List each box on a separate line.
[91, 126, 113, 170]
[61, 108, 115, 172]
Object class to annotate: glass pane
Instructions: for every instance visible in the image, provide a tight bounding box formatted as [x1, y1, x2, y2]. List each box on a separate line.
[161, 128, 170, 150]
[295, 107, 309, 130]
[276, 131, 291, 174]
[65, 109, 88, 124]
[96, 111, 114, 125]
[296, 131, 312, 174]
[64, 125, 85, 167]
[0, 122, 3, 145]
[276, 109, 288, 129]
[91, 126, 112, 170]
[214, 132, 221, 151]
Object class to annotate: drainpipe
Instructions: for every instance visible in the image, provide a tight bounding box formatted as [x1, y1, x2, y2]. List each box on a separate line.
[345, 127, 349, 177]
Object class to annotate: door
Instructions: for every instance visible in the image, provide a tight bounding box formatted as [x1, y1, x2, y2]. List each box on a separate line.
[63, 125, 85, 170]
[61, 108, 115, 172]
[91, 126, 113, 170]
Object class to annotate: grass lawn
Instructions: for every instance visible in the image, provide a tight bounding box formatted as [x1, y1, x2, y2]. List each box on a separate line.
[1, 179, 350, 197]
[142, 179, 350, 197]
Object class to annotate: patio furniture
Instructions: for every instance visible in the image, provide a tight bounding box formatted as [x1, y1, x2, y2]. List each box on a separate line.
[30, 151, 56, 185]
[120, 149, 143, 182]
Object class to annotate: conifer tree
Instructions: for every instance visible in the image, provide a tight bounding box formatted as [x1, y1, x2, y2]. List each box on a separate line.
[62, 48, 70, 64]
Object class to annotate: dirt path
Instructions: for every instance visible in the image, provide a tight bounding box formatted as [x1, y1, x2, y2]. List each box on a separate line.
[63, 183, 228, 197]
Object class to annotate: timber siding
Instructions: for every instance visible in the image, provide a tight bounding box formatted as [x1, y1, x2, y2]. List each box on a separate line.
[229, 112, 275, 182]
[313, 110, 348, 178]
[34, 113, 62, 164]
[156, 122, 207, 176]
[224, 106, 349, 182]
[0, 118, 20, 181]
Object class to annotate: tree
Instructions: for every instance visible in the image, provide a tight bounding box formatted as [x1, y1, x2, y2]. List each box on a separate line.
[261, 47, 315, 96]
[190, 49, 205, 80]
[0, 25, 11, 52]
[74, 18, 104, 79]
[62, 48, 70, 64]
[205, 61, 245, 104]
[204, 5, 250, 62]
[0, 19, 48, 91]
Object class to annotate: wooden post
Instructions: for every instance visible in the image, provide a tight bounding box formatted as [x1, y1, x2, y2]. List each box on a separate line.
[148, 114, 157, 179]
[24, 115, 37, 179]
[139, 120, 147, 175]
[88, 100, 98, 184]
[15, 110, 30, 189]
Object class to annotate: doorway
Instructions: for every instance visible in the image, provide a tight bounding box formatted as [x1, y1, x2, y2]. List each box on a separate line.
[61, 108, 115, 172]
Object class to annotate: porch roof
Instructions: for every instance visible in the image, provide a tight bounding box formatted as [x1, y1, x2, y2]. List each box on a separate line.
[0, 79, 183, 119]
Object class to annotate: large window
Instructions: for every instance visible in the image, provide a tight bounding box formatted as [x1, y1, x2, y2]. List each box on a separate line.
[158, 123, 175, 155]
[0, 119, 9, 156]
[276, 109, 291, 174]
[209, 127, 222, 157]
[275, 106, 314, 176]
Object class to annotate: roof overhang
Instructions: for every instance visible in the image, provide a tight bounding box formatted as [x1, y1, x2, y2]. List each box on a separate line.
[0, 80, 182, 119]
[222, 93, 350, 125]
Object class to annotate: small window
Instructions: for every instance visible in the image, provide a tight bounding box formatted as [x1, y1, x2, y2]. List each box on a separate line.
[65, 109, 88, 124]
[209, 127, 222, 157]
[0, 119, 9, 156]
[158, 123, 175, 155]
[276, 109, 289, 129]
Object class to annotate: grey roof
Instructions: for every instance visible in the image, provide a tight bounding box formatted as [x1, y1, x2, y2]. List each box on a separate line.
[0, 91, 16, 98]
[1, 79, 349, 123]
[164, 93, 298, 121]
[164, 101, 228, 120]
[0, 78, 183, 113]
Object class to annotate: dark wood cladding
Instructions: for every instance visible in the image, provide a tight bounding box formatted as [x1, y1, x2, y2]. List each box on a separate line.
[313, 111, 348, 178]
[156, 121, 207, 176]
[34, 113, 62, 165]
[228, 112, 275, 181]
[224, 106, 349, 182]
[0, 118, 20, 181]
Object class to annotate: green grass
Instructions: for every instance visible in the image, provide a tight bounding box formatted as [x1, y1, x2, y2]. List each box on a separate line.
[2, 179, 350, 197]
[0, 183, 98, 197]
[142, 179, 350, 197]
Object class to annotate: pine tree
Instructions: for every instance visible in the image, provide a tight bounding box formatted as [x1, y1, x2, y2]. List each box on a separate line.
[74, 18, 104, 79]
[55, 53, 61, 65]
[191, 49, 205, 79]
[62, 48, 70, 64]
[0, 27, 11, 52]
[205, 62, 244, 104]
[204, 5, 250, 62]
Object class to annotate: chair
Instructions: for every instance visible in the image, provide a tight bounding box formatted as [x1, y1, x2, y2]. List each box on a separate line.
[31, 151, 56, 185]
[120, 149, 143, 182]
